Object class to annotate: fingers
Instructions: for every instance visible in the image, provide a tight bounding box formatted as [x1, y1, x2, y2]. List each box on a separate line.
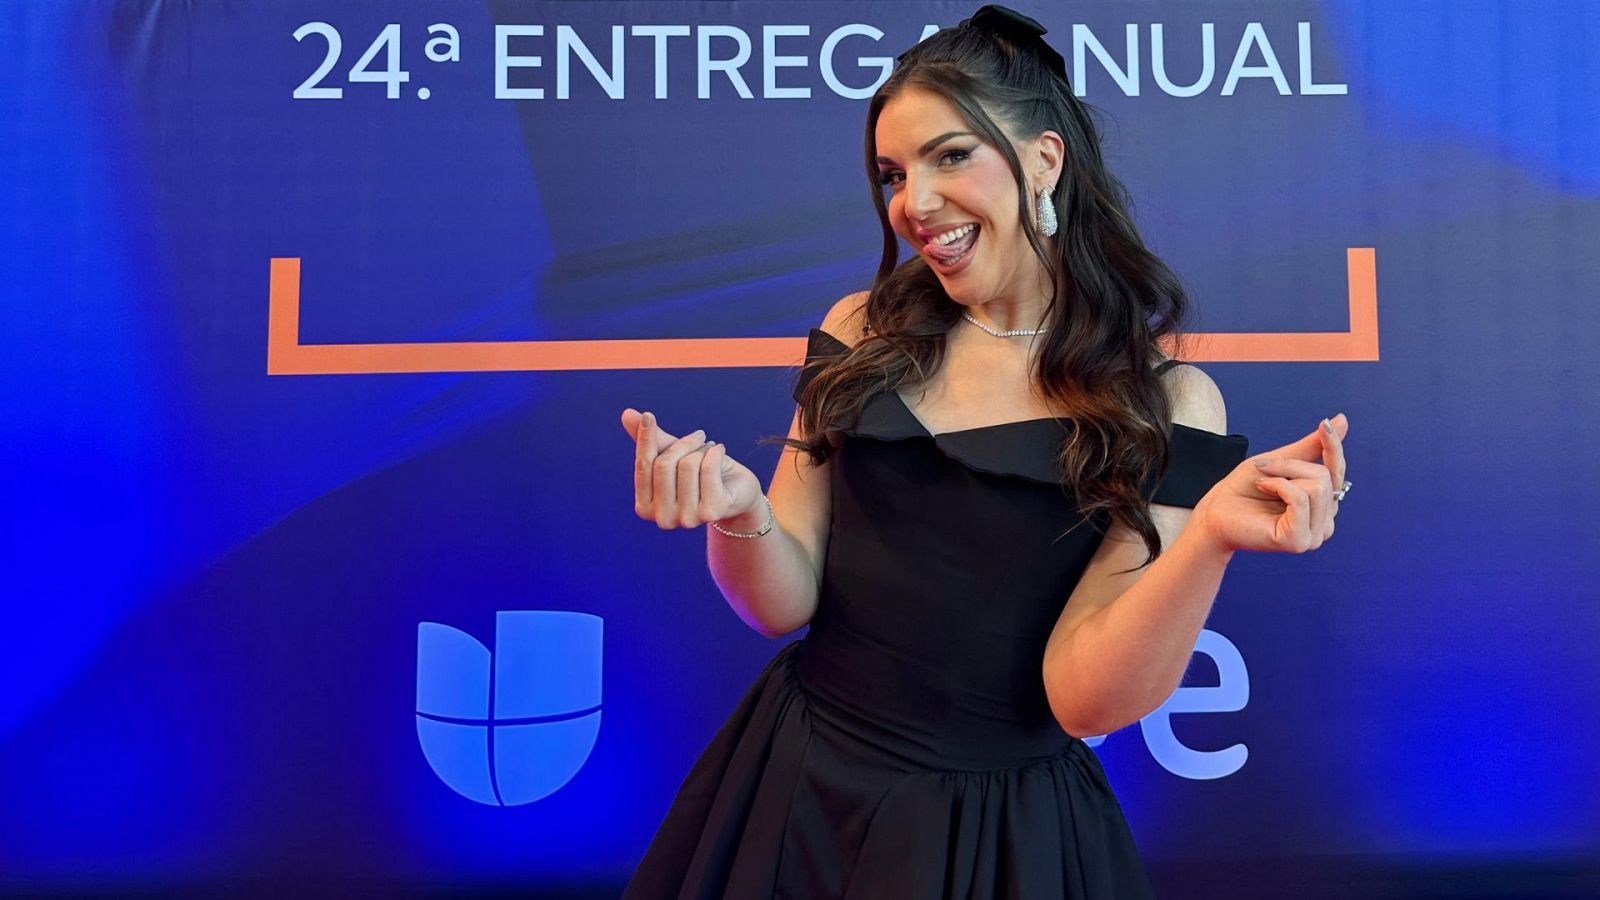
[633, 411, 657, 518]
[699, 441, 731, 520]
[1254, 456, 1336, 546]
[652, 428, 707, 528]
[633, 410, 686, 509]
[1319, 413, 1348, 489]
[633, 411, 683, 518]
[632, 410, 731, 528]
[1256, 412, 1349, 550]
[1253, 457, 1332, 501]
[1253, 476, 1316, 552]
[1269, 413, 1351, 463]
[675, 436, 706, 527]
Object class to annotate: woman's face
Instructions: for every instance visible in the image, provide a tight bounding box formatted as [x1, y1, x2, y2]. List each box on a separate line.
[874, 87, 1053, 307]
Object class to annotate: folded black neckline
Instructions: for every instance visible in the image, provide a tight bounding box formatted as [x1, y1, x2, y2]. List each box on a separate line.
[793, 327, 1250, 504]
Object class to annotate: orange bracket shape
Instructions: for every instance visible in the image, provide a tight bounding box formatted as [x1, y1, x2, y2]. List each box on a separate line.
[267, 249, 1378, 374]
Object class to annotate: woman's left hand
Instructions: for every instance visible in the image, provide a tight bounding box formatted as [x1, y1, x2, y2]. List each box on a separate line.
[1194, 413, 1349, 555]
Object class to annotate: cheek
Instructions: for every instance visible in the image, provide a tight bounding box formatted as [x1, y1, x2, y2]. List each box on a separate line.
[971, 167, 1019, 226]
[888, 195, 910, 239]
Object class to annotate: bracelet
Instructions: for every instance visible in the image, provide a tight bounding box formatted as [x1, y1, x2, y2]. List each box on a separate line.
[709, 496, 774, 538]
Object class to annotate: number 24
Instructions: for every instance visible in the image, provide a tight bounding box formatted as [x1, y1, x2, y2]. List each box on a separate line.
[293, 22, 411, 100]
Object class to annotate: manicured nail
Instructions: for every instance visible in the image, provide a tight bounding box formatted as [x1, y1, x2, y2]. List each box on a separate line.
[1254, 457, 1272, 468]
[642, 412, 653, 428]
[1321, 418, 1335, 435]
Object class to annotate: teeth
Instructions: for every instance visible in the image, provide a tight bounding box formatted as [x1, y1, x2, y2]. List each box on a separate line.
[934, 224, 976, 245]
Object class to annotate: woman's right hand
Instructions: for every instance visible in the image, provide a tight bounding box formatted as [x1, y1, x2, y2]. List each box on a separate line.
[622, 408, 765, 530]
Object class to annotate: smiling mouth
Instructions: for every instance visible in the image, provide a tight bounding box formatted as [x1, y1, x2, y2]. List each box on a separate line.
[923, 224, 979, 266]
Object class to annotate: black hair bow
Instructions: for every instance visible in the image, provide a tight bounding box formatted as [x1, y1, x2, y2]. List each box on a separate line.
[954, 4, 1069, 83]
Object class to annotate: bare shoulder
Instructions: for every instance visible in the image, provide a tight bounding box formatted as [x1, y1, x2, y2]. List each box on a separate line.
[820, 291, 870, 348]
[1159, 361, 1228, 435]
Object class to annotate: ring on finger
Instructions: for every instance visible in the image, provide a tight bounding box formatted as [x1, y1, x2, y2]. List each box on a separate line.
[1332, 480, 1352, 501]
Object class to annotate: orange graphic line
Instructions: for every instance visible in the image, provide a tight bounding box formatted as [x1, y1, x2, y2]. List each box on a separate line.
[267, 249, 1378, 374]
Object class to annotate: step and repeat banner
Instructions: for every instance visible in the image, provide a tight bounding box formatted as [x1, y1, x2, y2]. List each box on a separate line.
[3, 0, 1597, 895]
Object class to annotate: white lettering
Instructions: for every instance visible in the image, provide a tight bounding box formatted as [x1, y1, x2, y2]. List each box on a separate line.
[425, 23, 460, 64]
[698, 25, 753, 99]
[1074, 23, 1139, 97]
[630, 25, 691, 100]
[485, 21, 1345, 103]
[763, 25, 810, 99]
[495, 25, 543, 100]
[1222, 22, 1292, 96]
[1298, 21, 1348, 95]
[1151, 22, 1214, 97]
[557, 25, 623, 100]
[820, 24, 891, 100]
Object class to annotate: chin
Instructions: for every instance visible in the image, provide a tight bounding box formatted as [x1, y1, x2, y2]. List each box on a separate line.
[940, 271, 984, 294]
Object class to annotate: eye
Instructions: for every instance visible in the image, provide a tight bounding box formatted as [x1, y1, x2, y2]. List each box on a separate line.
[878, 148, 974, 188]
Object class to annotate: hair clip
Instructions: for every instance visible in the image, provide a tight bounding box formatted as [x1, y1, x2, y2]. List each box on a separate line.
[959, 4, 1047, 38]
[896, 4, 1067, 83]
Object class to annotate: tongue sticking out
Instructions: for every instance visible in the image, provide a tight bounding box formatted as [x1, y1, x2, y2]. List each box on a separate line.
[923, 226, 979, 262]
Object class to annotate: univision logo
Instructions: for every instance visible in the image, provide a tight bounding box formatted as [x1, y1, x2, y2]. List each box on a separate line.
[416, 610, 602, 806]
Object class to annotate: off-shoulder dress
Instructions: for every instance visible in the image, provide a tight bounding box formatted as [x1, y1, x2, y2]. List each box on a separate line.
[623, 327, 1249, 899]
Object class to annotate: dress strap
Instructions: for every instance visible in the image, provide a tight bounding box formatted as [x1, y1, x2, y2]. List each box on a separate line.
[793, 328, 851, 404]
[1153, 358, 1186, 376]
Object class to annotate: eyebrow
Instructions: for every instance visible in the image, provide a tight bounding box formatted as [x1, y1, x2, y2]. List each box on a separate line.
[875, 131, 975, 167]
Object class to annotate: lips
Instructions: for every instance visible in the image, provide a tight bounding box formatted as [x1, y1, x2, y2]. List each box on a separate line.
[922, 225, 979, 261]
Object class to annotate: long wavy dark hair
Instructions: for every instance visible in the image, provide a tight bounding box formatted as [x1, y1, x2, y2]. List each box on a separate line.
[776, 22, 1198, 569]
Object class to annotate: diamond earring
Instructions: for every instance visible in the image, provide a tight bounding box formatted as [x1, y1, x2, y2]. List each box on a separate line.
[1036, 187, 1058, 237]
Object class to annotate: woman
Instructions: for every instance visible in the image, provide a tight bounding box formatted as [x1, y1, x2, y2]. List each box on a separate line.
[619, 6, 1350, 897]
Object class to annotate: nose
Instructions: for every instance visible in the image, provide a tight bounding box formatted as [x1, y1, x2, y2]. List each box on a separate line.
[902, 169, 943, 223]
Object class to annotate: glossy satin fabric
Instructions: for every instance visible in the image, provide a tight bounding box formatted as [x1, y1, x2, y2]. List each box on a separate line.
[623, 329, 1249, 899]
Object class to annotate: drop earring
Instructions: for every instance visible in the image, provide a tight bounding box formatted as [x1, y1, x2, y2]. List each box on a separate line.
[1036, 187, 1058, 237]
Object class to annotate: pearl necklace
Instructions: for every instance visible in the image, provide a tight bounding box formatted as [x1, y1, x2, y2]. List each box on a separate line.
[961, 311, 1048, 338]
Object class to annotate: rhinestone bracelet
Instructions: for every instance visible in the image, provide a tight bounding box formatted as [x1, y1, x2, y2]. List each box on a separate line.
[709, 496, 774, 538]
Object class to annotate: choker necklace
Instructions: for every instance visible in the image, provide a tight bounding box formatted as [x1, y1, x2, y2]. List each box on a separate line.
[962, 311, 1048, 338]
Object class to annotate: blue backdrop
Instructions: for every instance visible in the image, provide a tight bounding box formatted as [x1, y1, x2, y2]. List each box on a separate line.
[3, 1, 1597, 895]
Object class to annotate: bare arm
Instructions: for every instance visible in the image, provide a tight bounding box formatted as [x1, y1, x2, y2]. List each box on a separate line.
[706, 292, 868, 636]
[701, 399, 829, 638]
[1042, 365, 1349, 737]
[1041, 364, 1237, 737]
[622, 292, 868, 637]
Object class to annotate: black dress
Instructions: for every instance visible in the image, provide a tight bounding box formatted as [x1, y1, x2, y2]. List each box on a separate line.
[623, 328, 1250, 899]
